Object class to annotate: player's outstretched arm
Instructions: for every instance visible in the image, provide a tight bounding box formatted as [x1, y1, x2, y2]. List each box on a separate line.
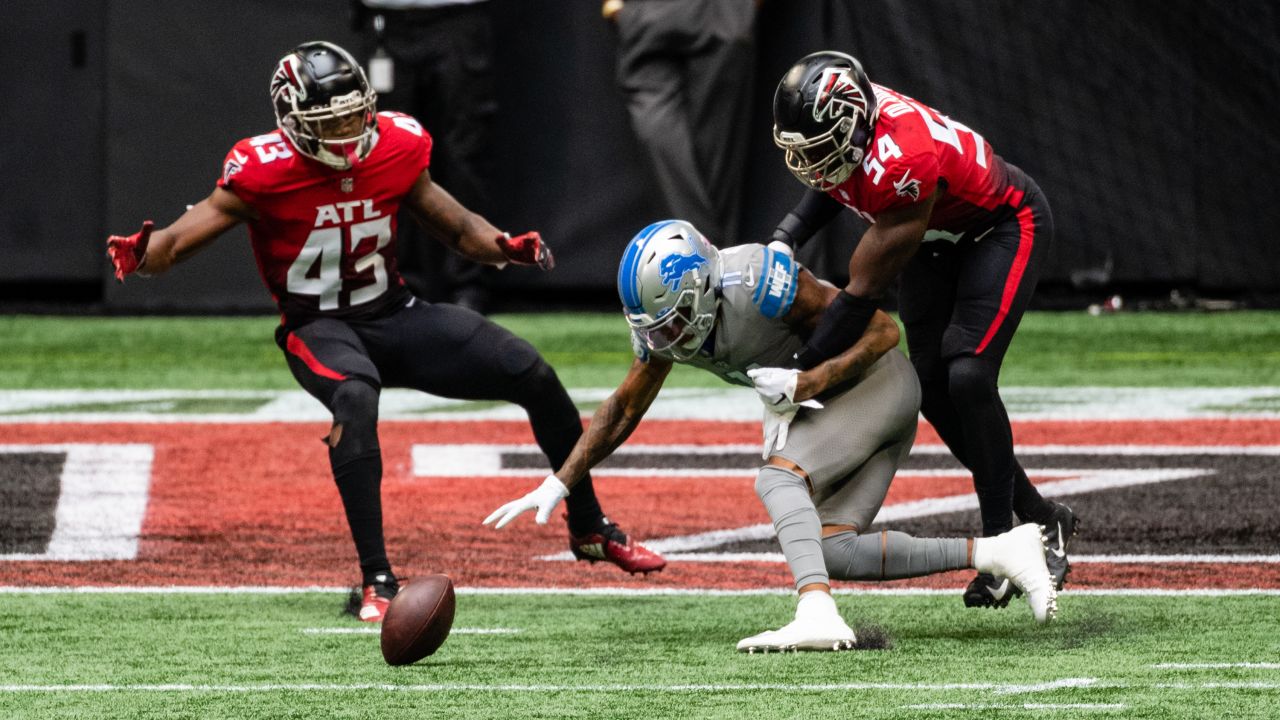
[406, 168, 553, 270]
[483, 356, 671, 529]
[107, 187, 252, 281]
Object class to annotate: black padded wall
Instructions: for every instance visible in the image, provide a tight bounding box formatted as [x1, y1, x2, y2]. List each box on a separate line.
[2, 1, 1275, 309]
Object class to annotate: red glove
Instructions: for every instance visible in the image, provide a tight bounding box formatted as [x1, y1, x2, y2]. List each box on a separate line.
[497, 231, 555, 271]
[107, 220, 154, 282]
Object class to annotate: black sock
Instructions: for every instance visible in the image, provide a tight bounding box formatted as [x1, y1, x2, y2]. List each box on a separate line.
[331, 448, 391, 582]
[564, 474, 610, 537]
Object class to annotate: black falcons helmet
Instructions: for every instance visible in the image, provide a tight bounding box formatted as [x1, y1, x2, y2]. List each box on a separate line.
[772, 51, 878, 191]
[270, 41, 377, 170]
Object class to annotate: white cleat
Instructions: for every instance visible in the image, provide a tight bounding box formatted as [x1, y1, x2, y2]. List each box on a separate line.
[973, 523, 1058, 623]
[736, 592, 857, 652]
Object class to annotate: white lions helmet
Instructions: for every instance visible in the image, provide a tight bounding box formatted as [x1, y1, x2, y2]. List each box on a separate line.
[617, 220, 721, 361]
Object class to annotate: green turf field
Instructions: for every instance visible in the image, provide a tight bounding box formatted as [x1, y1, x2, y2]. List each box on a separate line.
[3, 312, 1279, 719]
[2, 311, 1280, 389]
[3, 591, 1278, 719]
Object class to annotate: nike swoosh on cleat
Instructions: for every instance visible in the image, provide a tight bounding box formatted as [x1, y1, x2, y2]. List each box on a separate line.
[985, 579, 1013, 600]
[1050, 521, 1067, 558]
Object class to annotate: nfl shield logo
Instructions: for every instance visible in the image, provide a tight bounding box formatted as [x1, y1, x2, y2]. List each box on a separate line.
[340, 178, 354, 193]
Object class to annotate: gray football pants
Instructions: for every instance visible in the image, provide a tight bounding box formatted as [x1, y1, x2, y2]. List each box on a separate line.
[755, 351, 968, 589]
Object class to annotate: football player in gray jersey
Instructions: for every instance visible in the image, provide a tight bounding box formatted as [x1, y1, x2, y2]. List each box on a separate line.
[486, 220, 1056, 652]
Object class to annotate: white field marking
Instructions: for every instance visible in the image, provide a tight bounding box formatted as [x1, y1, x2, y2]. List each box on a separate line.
[993, 677, 1101, 694]
[4, 586, 1280, 597]
[301, 627, 520, 636]
[905, 704, 1127, 711]
[0, 679, 1098, 694]
[0, 444, 153, 561]
[656, 552, 1280, 564]
[3, 386, 1280, 423]
[5, 679, 1280, 695]
[416, 444, 1280, 479]
[537, 468, 1209, 560]
[1153, 663, 1280, 670]
[646, 551, 1280, 565]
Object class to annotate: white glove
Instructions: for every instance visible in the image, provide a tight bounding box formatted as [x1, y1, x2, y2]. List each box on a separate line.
[748, 368, 822, 460]
[747, 367, 822, 414]
[483, 474, 570, 529]
[761, 407, 797, 459]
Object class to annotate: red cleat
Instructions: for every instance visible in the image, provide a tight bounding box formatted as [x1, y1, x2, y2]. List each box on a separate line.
[569, 525, 667, 576]
[355, 573, 398, 622]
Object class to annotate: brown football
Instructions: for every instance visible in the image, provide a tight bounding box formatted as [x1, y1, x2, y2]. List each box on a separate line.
[380, 574, 456, 665]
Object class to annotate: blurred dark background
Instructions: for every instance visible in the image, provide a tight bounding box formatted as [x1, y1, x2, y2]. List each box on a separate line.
[2, 0, 1277, 313]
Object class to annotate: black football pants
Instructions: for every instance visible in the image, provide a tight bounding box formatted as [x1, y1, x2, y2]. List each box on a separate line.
[277, 298, 605, 583]
[898, 183, 1055, 537]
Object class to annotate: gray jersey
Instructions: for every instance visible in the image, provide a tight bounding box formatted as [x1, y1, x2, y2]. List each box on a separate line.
[632, 242, 921, 529]
[633, 244, 805, 384]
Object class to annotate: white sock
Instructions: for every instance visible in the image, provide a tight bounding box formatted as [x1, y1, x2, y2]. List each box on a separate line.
[796, 590, 839, 620]
[972, 536, 997, 573]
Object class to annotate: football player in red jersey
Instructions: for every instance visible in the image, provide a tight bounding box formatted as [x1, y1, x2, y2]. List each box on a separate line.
[106, 41, 665, 621]
[764, 51, 1078, 610]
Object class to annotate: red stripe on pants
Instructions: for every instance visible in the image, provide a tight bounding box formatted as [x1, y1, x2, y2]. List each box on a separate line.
[285, 332, 347, 381]
[975, 206, 1035, 355]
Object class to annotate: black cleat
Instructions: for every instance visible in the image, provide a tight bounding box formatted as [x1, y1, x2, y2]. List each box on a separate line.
[963, 572, 1023, 609]
[1041, 502, 1080, 590]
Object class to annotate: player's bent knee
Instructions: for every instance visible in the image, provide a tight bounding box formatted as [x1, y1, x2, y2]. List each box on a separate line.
[330, 380, 380, 456]
[946, 355, 998, 406]
[754, 464, 808, 502]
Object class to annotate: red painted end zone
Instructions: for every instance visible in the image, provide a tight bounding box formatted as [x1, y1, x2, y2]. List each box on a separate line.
[2, 419, 1277, 590]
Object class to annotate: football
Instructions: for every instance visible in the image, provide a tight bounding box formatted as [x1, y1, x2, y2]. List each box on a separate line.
[379, 574, 456, 665]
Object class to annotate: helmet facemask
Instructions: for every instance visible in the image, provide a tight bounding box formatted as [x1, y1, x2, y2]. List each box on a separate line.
[774, 116, 865, 191]
[629, 284, 717, 361]
[281, 90, 378, 170]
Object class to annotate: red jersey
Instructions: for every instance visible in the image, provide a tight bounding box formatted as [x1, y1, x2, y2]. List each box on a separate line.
[828, 84, 1031, 241]
[217, 111, 432, 325]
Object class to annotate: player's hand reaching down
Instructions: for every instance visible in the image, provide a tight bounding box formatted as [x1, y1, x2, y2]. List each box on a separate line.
[497, 231, 555, 271]
[749, 368, 822, 459]
[483, 474, 570, 529]
[748, 367, 822, 414]
[106, 220, 154, 282]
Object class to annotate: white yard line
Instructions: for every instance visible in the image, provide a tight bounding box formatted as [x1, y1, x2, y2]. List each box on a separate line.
[645, 552, 1280, 564]
[3, 679, 1279, 695]
[904, 704, 1127, 711]
[0, 680, 1094, 694]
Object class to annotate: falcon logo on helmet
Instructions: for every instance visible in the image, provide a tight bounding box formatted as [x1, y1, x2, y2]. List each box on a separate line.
[270, 55, 307, 105]
[813, 68, 869, 124]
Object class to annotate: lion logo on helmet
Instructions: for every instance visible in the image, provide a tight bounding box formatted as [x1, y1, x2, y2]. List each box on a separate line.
[658, 249, 708, 293]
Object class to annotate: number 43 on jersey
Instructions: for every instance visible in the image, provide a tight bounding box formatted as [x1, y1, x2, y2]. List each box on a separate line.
[286, 200, 392, 310]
